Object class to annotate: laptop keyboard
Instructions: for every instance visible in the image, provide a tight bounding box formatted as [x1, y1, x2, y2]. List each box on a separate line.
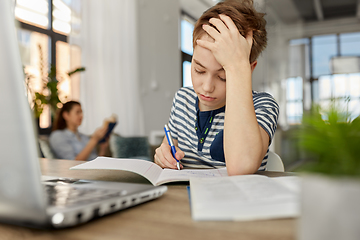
[45, 184, 124, 207]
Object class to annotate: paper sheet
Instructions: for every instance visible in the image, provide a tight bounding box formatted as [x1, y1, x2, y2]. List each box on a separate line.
[190, 175, 301, 221]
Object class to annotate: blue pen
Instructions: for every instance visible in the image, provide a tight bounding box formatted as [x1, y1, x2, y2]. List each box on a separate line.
[164, 124, 180, 170]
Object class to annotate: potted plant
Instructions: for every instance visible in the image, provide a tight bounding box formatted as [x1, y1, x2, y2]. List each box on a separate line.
[25, 45, 85, 121]
[295, 102, 360, 240]
[32, 65, 85, 119]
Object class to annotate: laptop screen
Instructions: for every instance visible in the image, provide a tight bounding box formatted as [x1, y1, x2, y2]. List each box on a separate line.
[0, 0, 48, 225]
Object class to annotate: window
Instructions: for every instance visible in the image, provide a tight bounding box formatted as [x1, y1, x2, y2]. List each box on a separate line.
[182, 61, 192, 87]
[53, 0, 72, 34]
[286, 77, 303, 124]
[288, 31, 360, 123]
[55, 42, 82, 101]
[15, 0, 50, 29]
[340, 32, 360, 56]
[181, 13, 195, 87]
[18, 29, 51, 128]
[15, 0, 81, 133]
[312, 34, 337, 78]
[181, 16, 194, 56]
[318, 73, 360, 120]
[286, 38, 309, 124]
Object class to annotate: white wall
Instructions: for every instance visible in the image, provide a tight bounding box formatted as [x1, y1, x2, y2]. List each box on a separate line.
[137, 0, 181, 137]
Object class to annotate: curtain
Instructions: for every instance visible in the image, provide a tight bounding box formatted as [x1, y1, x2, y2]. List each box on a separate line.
[74, 0, 144, 137]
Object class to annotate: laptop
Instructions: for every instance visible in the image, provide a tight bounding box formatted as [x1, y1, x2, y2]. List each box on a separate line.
[0, 0, 167, 229]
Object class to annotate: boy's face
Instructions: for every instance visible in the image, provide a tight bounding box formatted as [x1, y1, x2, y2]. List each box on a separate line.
[191, 35, 226, 112]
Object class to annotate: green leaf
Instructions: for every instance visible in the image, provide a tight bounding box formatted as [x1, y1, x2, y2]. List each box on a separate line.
[295, 103, 360, 177]
[68, 67, 86, 76]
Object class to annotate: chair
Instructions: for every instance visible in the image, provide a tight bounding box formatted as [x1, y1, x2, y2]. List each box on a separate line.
[266, 151, 285, 172]
[38, 137, 55, 159]
[109, 134, 152, 161]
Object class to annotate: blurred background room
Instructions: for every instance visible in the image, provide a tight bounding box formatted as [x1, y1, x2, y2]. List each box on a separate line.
[14, 0, 360, 170]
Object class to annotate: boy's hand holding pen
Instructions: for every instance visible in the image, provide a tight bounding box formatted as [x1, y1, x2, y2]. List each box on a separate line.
[153, 124, 184, 170]
[164, 124, 180, 170]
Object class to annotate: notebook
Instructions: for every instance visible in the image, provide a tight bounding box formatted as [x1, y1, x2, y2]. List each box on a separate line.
[71, 156, 229, 186]
[189, 175, 301, 221]
[0, 0, 167, 229]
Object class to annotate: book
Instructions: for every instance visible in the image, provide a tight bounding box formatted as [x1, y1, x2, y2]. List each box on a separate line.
[189, 174, 301, 221]
[70, 157, 228, 186]
[99, 122, 117, 143]
[99, 114, 117, 143]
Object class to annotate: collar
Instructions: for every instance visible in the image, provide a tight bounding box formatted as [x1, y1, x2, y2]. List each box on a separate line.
[195, 97, 226, 116]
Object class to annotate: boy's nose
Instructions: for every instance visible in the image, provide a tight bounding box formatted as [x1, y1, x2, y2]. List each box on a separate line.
[202, 76, 215, 93]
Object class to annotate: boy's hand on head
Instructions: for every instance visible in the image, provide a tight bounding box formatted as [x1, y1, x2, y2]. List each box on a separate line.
[154, 143, 184, 169]
[196, 14, 253, 71]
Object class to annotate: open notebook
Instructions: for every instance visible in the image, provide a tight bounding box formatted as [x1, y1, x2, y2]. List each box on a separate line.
[71, 157, 229, 186]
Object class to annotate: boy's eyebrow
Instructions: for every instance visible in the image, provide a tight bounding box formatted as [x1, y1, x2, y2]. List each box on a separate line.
[193, 59, 224, 71]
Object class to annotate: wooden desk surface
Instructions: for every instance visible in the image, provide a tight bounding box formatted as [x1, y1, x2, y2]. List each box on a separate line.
[0, 159, 297, 240]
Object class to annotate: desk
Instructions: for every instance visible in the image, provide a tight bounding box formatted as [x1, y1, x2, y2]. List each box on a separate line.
[0, 159, 297, 240]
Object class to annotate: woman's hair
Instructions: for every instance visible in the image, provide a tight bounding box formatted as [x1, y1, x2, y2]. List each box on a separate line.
[193, 0, 267, 63]
[52, 100, 81, 131]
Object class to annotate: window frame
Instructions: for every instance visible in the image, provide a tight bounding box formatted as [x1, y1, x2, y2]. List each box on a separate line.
[287, 32, 360, 124]
[16, 0, 69, 135]
[180, 11, 196, 87]
[17, 0, 68, 72]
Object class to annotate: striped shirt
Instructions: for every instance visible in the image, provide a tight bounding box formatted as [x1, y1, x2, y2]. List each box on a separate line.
[168, 87, 279, 170]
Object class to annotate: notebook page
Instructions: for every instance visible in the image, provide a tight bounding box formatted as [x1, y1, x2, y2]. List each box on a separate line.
[190, 175, 300, 221]
[70, 157, 163, 185]
[156, 167, 228, 185]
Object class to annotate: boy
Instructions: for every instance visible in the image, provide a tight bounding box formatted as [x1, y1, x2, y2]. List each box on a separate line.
[154, 0, 279, 175]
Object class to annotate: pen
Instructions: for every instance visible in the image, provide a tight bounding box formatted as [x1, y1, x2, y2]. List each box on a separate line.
[164, 124, 180, 170]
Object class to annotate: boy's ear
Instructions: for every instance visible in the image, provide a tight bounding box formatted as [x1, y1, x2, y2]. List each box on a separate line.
[250, 61, 257, 73]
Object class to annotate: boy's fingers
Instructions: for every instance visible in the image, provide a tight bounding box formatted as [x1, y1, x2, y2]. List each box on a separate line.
[161, 142, 173, 160]
[154, 156, 164, 168]
[160, 143, 178, 168]
[208, 17, 228, 33]
[202, 24, 220, 40]
[219, 14, 238, 32]
[155, 146, 183, 170]
[196, 39, 213, 51]
[175, 149, 185, 160]
[155, 153, 173, 169]
[155, 146, 171, 168]
[154, 148, 165, 168]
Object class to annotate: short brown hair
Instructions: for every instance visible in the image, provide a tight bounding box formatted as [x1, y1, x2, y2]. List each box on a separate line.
[193, 0, 267, 63]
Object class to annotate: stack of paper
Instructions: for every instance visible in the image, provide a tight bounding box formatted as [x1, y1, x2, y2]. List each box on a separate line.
[189, 175, 301, 221]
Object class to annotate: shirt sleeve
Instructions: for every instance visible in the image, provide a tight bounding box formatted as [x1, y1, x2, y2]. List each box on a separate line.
[168, 90, 179, 140]
[253, 92, 279, 145]
[49, 131, 76, 160]
[210, 92, 279, 161]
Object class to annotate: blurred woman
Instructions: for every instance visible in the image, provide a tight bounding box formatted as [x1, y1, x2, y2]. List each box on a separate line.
[49, 101, 109, 161]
